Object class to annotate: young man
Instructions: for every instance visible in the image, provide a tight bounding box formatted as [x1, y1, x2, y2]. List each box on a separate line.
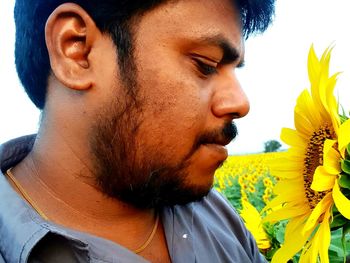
[0, 0, 275, 262]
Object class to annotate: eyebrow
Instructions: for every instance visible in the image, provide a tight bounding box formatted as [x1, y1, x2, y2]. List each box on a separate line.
[195, 34, 245, 68]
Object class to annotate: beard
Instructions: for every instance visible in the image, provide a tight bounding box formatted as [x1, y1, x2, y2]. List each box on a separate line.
[89, 72, 238, 209]
[89, 95, 238, 209]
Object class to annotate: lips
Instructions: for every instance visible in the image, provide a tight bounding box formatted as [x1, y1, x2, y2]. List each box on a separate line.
[195, 122, 236, 161]
[202, 136, 232, 148]
[202, 143, 228, 160]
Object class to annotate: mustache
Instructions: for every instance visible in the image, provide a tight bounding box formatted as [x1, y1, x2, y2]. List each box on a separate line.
[194, 121, 238, 150]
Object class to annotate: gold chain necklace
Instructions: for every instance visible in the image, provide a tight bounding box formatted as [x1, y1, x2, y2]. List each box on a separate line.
[6, 168, 49, 220]
[5, 168, 159, 254]
[134, 212, 159, 254]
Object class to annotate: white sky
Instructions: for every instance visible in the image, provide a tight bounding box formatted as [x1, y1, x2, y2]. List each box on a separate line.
[1, 0, 350, 154]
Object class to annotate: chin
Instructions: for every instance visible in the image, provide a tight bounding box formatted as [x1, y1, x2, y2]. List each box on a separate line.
[185, 164, 219, 190]
[113, 177, 213, 209]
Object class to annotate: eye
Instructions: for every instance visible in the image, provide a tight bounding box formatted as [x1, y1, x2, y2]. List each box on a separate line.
[193, 57, 218, 76]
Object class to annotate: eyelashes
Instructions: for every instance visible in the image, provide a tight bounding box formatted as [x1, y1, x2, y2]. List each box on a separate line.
[192, 57, 218, 77]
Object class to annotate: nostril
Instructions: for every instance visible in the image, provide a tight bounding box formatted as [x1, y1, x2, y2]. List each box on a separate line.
[212, 86, 250, 119]
[238, 97, 250, 118]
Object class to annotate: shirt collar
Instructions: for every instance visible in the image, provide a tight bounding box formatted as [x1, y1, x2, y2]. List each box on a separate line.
[0, 135, 195, 263]
[0, 135, 152, 262]
[0, 135, 50, 262]
[0, 135, 91, 263]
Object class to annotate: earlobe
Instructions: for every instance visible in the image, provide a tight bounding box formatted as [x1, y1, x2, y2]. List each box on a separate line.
[45, 3, 98, 90]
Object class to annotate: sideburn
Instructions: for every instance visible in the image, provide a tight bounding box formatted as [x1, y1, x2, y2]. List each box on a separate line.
[89, 85, 145, 197]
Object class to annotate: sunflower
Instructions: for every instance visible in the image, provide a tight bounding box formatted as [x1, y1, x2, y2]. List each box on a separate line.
[263, 45, 350, 263]
[239, 199, 271, 250]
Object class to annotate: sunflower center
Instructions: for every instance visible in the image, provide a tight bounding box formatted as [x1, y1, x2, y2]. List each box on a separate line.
[303, 124, 334, 209]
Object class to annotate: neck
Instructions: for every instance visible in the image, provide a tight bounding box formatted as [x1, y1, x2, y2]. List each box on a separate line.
[11, 128, 157, 251]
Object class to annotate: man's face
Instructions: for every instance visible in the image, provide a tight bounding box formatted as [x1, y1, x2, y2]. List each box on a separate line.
[90, 0, 249, 208]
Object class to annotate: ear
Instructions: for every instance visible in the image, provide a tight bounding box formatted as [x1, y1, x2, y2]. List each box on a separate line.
[45, 3, 99, 90]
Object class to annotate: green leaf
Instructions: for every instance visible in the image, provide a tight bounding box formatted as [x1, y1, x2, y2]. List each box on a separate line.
[330, 213, 348, 230]
[332, 204, 340, 214]
[339, 174, 350, 190]
[346, 144, 350, 159]
[343, 222, 350, 235]
[340, 224, 350, 263]
[329, 243, 343, 257]
[341, 225, 350, 263]
[276, 225, 285, 244]
[329, 250, 345, 263]
[340, 106, 349, 124]
[341, 159, 350, 174]
[330, 229, 346, 263]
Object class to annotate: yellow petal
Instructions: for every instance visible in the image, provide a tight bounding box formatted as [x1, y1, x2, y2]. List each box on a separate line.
[300, 213, 331, 263]
[240, 200, 271, 250]
[265, 194, 305, 212]
[269, 158, 303, 172]
[287, 147, 308, 159]
[311, 46, 332, 107]
[295, 90, 322, 127]
[271, 215, 312, 263]
[281, 128, 307, 148]
[311, 166, 336, 191]
[322, 139, 341, 174]
[273, 170, 302, 179]
[264, 203, 310, 223]
[294, 110, 314, 138]
[326, 74, 341, 132]
[333, 182, 350, 219]
[303, 193, 332, 233]
[319, 209, 331, 263]
[299, 240, 318, 263]
[273, 179, 304, 194]
[240, 199, 261, 222]
[284, 213, 308, 237]
[257, 240, 271, 250]
[338, 118, 350, 155]
[264, 180, 306, 214]
[308, 45, 321, 84]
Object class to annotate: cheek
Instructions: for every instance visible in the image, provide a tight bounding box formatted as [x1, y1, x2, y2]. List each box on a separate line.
[137, 70, 209, 157]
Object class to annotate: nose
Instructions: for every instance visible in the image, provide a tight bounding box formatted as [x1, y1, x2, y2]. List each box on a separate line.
[211, 69, 250, 119]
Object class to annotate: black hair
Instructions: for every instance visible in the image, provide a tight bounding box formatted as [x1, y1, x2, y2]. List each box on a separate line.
[14, 0, 275, 109]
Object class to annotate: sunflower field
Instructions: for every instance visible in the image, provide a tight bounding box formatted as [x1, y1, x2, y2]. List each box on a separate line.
[213, 45, 350, 263]
[214, 151, 350, 262]
[214, 152, 285, 261]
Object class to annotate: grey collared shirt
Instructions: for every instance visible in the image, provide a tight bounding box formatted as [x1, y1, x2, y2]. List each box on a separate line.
[0, 135, 266, 263]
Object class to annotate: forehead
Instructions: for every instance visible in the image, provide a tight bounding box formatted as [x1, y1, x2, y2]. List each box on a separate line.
[135, 0, 243, 55]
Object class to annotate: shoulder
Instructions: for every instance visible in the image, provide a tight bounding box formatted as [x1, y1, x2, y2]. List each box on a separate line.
[192, 189, 248, 237]
[202, 189, 239, 213]
[0, 134, 36, 171]
[190, 189, 266, 262]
